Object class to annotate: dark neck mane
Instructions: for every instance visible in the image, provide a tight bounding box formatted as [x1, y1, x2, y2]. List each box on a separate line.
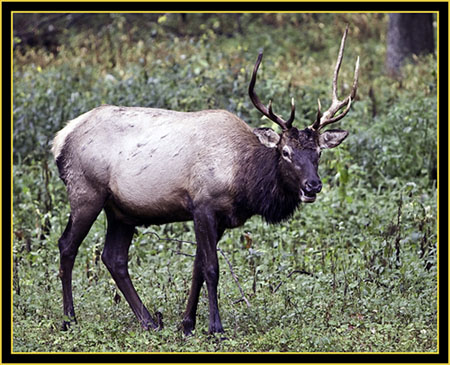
[234, 144, 301, 224]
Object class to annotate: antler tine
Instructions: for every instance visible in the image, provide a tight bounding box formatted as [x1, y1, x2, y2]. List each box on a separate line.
[311, 98, 322, 130]
[319, 55, 360, 128]
[248, 52, 295, 131]
[310, 25, 359, 131]
[332, 24, 349, 103]
[268, 97, 295, 129]
[351, 56, 360, 99]
[286, 97, 295, 129]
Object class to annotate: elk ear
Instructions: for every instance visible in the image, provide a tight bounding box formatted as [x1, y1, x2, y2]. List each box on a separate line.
[319, 129, 349, 149]
[253, 128, 280, 149]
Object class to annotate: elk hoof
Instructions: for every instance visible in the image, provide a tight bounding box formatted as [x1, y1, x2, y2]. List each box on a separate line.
[61, 315, 77, 331]
[181, 318, 195, 336]
[141, 313, 160, 331]
[141, 321, 158, 331]
[155, 311, 164, 331]
[209, 323, 225, 334]
[61, 321, 70, 331]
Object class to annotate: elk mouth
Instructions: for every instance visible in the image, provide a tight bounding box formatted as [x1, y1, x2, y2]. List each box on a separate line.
[299, 189, 316, 203]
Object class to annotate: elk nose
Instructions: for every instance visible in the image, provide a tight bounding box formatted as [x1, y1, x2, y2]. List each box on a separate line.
[305, 179, 322, 194]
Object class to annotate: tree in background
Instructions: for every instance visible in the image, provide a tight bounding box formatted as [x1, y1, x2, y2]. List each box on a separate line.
[386, 13, 435, 76]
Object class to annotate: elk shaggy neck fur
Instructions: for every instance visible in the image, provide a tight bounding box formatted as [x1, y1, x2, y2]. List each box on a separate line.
[233, 144, 301, 225]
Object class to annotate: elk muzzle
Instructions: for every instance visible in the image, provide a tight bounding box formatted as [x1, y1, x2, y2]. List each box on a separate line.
[300, 178, 322, 203]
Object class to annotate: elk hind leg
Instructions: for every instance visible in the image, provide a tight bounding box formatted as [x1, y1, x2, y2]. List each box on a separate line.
[58, 197, 104, 330]
[101, 208, 158, 330]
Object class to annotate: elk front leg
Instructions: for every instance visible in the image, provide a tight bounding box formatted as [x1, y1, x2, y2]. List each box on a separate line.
[182, 249, 204, 336]
[186, 207, 224, 334]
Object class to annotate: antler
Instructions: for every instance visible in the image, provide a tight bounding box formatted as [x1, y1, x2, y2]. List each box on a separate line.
[310, 25, 360, 131]
[248, 52, 295, 131]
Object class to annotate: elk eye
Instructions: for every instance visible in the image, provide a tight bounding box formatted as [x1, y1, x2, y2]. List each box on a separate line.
[282, 146, 291, 159]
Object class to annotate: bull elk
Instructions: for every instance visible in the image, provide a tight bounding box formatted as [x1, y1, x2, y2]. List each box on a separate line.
[52, 26, 359, 335]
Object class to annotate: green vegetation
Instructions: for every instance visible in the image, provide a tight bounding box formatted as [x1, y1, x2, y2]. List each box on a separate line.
[12, 13, 438, 353]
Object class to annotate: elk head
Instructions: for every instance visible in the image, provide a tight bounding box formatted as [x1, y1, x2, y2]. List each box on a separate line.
[249, 25, 359, 203]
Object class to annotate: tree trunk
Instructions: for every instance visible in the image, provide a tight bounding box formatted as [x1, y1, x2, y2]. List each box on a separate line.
[386, 14, 434, 76]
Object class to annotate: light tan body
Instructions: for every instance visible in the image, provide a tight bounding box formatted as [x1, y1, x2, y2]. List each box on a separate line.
[52, 105, 258, 225]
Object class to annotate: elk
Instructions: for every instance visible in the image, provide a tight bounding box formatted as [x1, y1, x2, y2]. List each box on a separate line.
[52, 26, 359, 335]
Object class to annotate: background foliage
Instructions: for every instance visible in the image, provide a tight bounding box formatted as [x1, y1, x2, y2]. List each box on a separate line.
[12, 13, 438, 353]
